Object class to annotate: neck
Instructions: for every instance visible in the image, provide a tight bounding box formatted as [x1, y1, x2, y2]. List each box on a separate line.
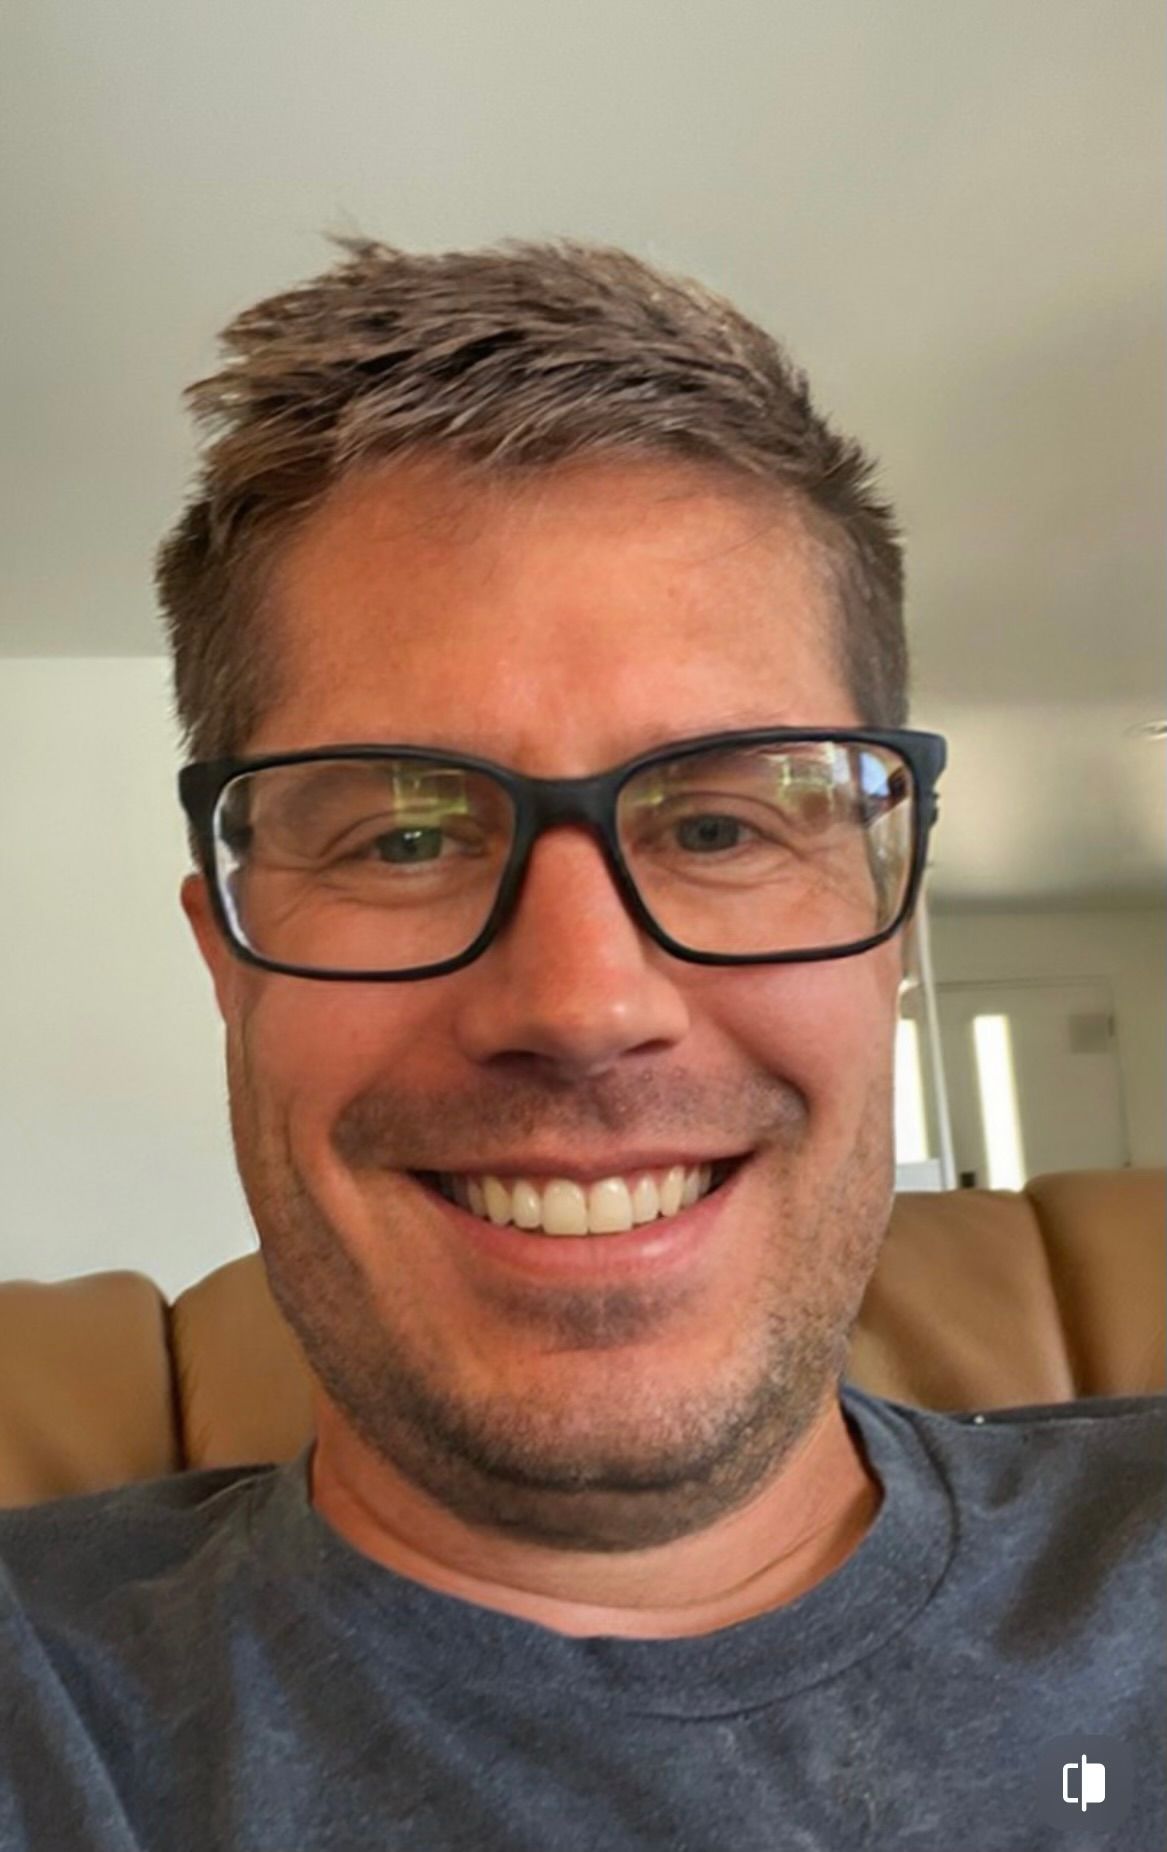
[309, 1393, 882, 1639]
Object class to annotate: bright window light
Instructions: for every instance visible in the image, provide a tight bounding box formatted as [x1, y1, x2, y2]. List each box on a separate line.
[894, 1017, 930, 1164]
[972, 1014, 1027, 1189]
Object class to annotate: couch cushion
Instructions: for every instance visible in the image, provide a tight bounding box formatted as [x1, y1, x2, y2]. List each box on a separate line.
[0, 1271, 178, 1507]
[1025, 1168, 1165, 1397]
[847, 1187, 1076, 1408]
[3, 1171, 1162, 1502]
[171, 1173, 1167, 1467]
[169, 1245, 315, 1471]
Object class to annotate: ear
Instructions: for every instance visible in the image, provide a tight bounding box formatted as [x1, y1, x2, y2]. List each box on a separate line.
[181, 871, 240, 1023]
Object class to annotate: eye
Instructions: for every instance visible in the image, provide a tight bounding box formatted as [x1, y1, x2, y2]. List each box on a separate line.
[672, 814, 761, 853]
[364, 826, 446, 864]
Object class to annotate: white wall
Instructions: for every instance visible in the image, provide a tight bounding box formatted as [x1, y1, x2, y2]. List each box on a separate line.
[0, 658, 254, 1298]
[928, 905, 1166, 1168]
[2, 661, 1162, 1301]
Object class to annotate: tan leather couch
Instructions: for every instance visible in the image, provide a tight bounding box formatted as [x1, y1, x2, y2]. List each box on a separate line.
[0, 1168, 1162, 1509]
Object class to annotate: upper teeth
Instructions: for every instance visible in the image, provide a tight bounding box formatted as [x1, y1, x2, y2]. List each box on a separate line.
[436, 1164, 717, 1236]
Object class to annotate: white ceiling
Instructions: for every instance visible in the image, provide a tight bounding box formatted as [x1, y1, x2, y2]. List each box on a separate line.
[2, 0, 1163, 905]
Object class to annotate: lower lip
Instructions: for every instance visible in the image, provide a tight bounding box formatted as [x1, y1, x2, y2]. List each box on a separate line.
[408, 1156, 754, 1284]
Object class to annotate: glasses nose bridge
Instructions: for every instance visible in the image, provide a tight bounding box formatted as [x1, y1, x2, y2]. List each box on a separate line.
[510, 764, 658, 926]
[520, 768, 624, 887]
[500, 766, 648, 948]
[489, 765, 667, 962]
[527, 767, 614, 833]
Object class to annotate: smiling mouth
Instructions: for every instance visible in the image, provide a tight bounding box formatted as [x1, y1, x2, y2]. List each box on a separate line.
[408, 1154, 748, 1238]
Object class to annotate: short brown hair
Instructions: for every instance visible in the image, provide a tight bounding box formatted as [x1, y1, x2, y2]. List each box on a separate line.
[155, 235, 907, 761]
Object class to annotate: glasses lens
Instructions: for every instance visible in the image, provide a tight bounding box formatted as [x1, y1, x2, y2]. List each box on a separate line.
[617, 740, 915, 955]
[213, 757, 515, 972]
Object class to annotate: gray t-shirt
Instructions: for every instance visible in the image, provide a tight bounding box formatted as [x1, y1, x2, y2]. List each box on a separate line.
[0, 1386, 1162, 1850]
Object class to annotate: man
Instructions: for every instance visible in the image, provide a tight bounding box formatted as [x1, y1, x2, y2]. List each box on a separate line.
[0, 237, 1161, 1849]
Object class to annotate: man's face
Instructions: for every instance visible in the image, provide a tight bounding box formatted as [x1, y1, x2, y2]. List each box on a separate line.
[184, 457, 903, 1550]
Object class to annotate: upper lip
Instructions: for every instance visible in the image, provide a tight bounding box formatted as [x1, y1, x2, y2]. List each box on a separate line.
[415, 1149, 752, 1182]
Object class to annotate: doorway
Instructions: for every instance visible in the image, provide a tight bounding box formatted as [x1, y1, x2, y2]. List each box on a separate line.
[935, 978, 1130, 1186]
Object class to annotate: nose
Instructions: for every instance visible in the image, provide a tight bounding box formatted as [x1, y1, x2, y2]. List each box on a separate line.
[451, 826, 692, 1079]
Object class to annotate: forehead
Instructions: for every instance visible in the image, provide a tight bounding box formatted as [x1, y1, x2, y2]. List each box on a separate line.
[253, 457, 857, 765]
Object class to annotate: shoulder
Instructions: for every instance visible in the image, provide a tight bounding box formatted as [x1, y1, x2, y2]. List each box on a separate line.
[0, 1463, 275, 1629]
[849, 1383, 1163, 1452]
[847, 1388, 1166, 1603]
[852, 1388, 1164, 1496]
[913, 1391, 1165, 1485]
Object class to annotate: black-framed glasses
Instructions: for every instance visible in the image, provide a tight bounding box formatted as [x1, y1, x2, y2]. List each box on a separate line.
[178, 727, 947, 982]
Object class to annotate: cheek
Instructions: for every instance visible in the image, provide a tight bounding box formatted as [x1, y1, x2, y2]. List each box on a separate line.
[235, 982, 432, 1133]
[721, 949, 899, 1127]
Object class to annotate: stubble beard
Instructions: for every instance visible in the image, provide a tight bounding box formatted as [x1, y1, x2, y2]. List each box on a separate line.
[231, 1044, 894, 1552]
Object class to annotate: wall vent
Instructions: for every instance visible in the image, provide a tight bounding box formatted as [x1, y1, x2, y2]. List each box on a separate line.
[1068, 1011, 1113, 1055]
